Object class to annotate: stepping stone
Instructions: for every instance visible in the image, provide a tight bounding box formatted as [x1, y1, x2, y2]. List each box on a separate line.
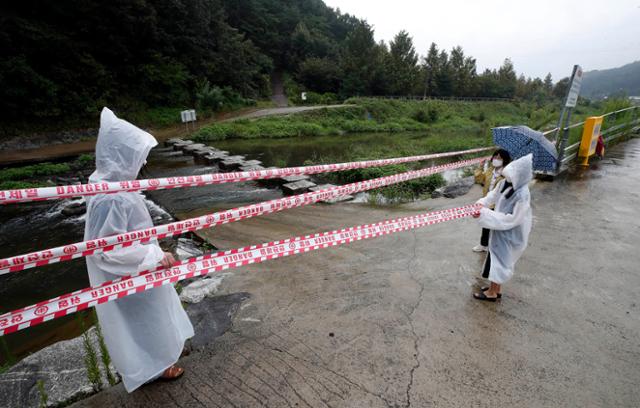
[224, 155, 245, 161]
[202, 152, 229, 165]
[192, 147, 219, 163]
[257, 167, 282, 187]
[282, 180, 316, 195]
[192, 148, 216, 159]
[239, 164, 266, 172]
[219, 159, 244, 171]
[309, 184, 354, 203]
[277, 174, 310, 185]
[165, 138, 184, 147]
[241, 159, 263, 167]
[181, 143, 206, 153]
[173, 140, 194, 150]
[149, 146, 174, 154]
[155, 150, 184, 158]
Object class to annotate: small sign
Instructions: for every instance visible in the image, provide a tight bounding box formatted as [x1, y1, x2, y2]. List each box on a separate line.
[301, 92, 307, 101]
[181, 109, 197, 123]
[565, 65, 583, 108]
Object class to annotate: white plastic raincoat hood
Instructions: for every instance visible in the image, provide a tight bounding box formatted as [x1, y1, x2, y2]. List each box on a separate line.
[502, 153, 533, 191]
[91, 107, 157, 182]
[85, 108, 193, 392]
[476, 154, 533, 284]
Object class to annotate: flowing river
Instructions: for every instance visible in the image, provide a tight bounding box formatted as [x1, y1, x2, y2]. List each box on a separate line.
[0, 130, 480, 364]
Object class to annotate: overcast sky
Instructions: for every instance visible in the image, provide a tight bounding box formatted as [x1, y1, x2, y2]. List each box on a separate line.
[323, 0, 640, 82]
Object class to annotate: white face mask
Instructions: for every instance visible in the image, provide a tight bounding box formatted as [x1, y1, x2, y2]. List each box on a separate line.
[492, 159, 503, 168]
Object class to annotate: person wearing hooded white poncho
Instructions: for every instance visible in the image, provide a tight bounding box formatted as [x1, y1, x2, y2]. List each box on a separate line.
[84, 108, 194, 392]
[472, 154, 533, 301]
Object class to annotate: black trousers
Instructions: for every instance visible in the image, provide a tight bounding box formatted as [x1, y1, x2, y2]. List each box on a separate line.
[482, 252, 491, 279]
[480, 228, 490, 247]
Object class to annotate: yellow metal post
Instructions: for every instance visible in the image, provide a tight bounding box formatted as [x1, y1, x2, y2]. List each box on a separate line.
[578, 116, 604, 166]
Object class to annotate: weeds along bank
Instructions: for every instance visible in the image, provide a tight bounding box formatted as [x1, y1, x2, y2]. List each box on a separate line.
[191, 98, 607, 142]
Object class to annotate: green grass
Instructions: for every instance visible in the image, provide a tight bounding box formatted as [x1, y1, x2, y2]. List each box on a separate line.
[192, 98, 580, 143]
[192, 105, 432, 141]
[0, 163, 71, 182]
[0, 154, 96, 190]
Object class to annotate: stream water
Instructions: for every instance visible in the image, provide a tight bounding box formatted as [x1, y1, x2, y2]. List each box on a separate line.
[0, 130, 475, 364]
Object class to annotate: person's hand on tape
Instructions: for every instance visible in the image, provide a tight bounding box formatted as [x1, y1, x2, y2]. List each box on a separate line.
[160, 251, 177, 269]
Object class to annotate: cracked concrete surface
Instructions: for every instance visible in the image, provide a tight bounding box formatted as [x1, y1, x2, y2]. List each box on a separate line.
[72, 139, 640, 407]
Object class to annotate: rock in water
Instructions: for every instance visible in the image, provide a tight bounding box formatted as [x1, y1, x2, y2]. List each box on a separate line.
[62, 201, 87, 216]
[0, 328, 116, 408]
[282, 180, 316, 195]
[175, 237, 204, 260]
[442, 176, 475, 198]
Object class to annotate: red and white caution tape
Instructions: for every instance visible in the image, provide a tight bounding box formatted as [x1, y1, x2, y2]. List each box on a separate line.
[0, 156, 487, 274]
[0, 204, 481, 336]
[0, 147, 492, 204]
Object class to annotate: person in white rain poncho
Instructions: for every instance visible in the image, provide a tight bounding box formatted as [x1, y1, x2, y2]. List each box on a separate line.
[84, 108, 194, 392]
[472, 154, 533, 301]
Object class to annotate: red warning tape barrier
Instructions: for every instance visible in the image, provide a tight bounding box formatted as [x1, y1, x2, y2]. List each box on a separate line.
[0, 147, 492, 204]
[0, 204, 481, 336]
[0, 157, 486, 274]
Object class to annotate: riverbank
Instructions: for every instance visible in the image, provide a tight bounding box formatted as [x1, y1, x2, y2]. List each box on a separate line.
[191, 97, 612, 143]
[0, 105, 347, 166]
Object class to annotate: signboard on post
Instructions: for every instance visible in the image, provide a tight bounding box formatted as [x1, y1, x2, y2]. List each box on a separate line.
[180, 109, 197, 131]
[181, 109, 197, 123]
[564, 65, 583, 108]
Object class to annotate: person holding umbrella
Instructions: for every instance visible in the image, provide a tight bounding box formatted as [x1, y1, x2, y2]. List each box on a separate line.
[472, 154, 533, 301]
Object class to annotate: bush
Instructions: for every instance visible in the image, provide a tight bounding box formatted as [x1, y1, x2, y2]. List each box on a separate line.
[0, 163, 70, 182]
[195, 79, 256, 113]
[125, 107, 184, 128]
[298, 91, 340, 105]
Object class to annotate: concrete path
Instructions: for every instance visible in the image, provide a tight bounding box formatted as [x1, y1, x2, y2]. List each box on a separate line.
[71, 139, 640, 407]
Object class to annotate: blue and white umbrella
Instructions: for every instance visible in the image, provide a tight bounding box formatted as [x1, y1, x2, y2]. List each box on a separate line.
[492, 126, 558, 172]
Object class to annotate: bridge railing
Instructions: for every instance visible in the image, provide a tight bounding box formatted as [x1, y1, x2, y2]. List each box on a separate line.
[557, 106, 640, 172]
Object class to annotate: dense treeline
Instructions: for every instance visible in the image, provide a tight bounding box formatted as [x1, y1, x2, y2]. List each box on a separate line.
[0, 0, 563, 128]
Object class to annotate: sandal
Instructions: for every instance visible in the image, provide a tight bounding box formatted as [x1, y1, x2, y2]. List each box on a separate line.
[480, 287, 502, 298]
[160, 365, 185, 381]
[473, 292, 499, 302]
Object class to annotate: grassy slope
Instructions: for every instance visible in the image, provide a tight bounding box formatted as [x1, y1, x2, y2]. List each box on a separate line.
[191, 98, 587, 142]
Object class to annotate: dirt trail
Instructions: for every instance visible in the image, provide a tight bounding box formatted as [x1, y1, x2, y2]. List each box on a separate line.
[0, 105, 349, 166]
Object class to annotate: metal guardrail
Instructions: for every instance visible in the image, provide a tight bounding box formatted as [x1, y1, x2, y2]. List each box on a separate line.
[558, 106, 640, 171]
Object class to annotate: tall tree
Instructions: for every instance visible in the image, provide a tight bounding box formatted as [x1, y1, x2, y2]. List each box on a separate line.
[543, 73, 553, 94]
[435, 50, 452, 96]
[422, 42, 440, 97]
[339, 20, 379, 96]
[387, 31, 419, 95]
[497, 58, 517, 98]
[449, 46, 476, 96]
